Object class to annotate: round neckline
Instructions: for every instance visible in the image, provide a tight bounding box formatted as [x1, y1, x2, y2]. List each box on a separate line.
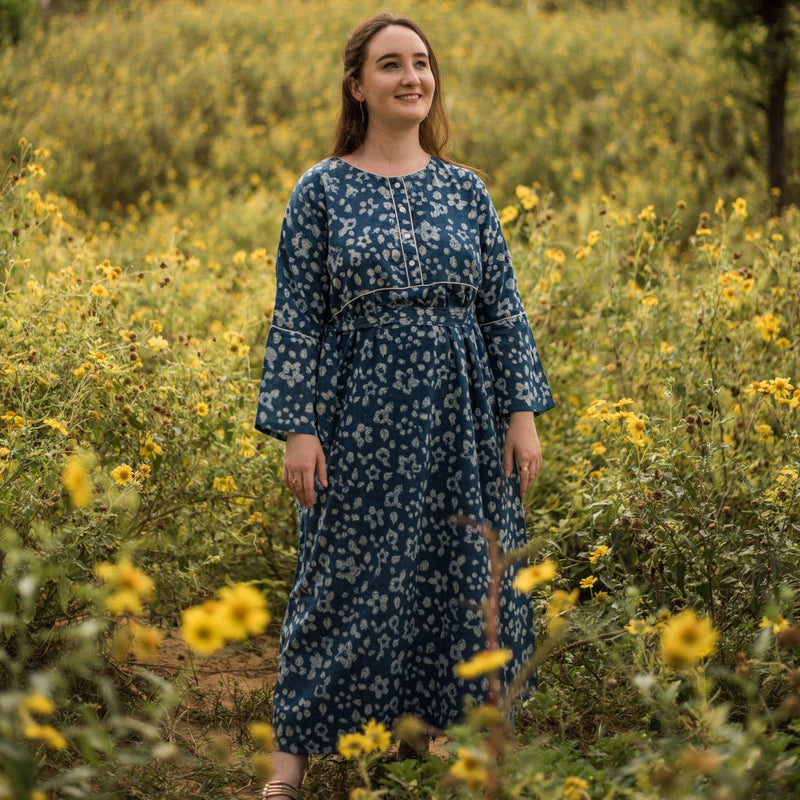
[334, 155, 433, 179]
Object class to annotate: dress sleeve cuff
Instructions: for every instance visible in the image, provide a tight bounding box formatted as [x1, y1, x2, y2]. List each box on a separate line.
[254, 325, 320, 441]
[481, 314, 555, 416]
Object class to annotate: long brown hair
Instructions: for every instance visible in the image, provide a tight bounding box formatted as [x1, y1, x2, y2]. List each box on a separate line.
[330, 14, 452, 159]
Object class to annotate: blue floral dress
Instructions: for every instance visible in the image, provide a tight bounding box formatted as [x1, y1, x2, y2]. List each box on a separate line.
[255, 156, 554, 753]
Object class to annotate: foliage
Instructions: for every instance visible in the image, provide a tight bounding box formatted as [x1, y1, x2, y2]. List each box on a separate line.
[0, 0, 36, 44]
[0, 0, 794, 219]
[1, 1, 800, 798]
[682, 0, 800, 207]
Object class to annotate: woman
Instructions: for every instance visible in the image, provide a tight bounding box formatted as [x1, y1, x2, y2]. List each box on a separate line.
[255, 13, 554, 799]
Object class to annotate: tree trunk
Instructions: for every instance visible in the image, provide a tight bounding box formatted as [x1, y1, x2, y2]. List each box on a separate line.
[766, 60, 788, 214]
[763, 3, 791, 215]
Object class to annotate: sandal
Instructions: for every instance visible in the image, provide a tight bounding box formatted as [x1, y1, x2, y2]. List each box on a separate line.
[261, 781, 301, 800]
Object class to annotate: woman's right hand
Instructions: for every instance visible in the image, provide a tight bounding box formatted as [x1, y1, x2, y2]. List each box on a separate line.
[283, 433, 328, 509]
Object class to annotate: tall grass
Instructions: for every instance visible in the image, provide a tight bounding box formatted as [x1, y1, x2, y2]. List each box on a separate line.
[1, 0, 794, 216]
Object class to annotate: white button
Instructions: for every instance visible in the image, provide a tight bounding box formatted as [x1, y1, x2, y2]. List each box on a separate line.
[409, 260, 416, 267]
[402, 231, 412, 240]
[398, 206, 406, 213]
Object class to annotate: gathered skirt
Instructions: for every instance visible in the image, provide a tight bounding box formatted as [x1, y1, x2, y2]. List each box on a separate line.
[271, 307, 538, 753]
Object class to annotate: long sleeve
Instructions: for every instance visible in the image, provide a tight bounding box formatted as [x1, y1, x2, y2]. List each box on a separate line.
[255, 171, 330, 440]
[474, 181, 554, 416]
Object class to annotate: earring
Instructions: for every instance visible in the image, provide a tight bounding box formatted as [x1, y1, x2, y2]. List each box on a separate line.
[359, 101, 366, 126]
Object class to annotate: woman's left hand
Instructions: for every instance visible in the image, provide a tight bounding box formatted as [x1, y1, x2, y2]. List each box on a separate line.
[503, 411, 542, 497]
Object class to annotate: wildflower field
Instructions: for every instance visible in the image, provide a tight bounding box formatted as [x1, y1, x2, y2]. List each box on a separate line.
[1, 0, 800, 798]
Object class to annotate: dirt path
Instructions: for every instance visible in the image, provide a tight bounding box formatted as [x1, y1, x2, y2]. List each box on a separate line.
[141, 627, 281, 694]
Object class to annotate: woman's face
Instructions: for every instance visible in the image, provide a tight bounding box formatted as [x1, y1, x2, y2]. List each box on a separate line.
[349, 25, 435, 135]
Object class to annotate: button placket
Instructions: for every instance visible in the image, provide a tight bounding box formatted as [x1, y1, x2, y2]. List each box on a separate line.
[394, 178, 423, 284]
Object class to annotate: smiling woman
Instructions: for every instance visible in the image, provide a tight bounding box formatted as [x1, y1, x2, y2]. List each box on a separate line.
[255, 13, 554, 800]
[330, 14, 451, 172]
[345, 25, 436, 154]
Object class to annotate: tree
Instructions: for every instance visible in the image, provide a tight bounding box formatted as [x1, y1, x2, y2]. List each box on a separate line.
[0, 0, 38, 44]
[684, 0, 799, 213]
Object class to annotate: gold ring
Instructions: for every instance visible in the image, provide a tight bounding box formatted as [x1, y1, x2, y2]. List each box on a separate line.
[291, 478, 301, 484]
[519, 466, 530, 472]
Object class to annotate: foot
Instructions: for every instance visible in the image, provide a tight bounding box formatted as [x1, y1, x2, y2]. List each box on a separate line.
[262, 781, 301, 800]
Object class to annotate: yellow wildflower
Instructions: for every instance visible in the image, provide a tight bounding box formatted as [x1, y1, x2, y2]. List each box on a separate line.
[455, 648, 512, 680]
[140, 438, 163, 459]
[25, 189, 44, 215]
[43, 418, 69, 435]
[23, 723, 67, 750]
[756, 423, 773, 443]
[770, 377, 794, 400]
[217, 583, 270, 640]
[24, 694, 55, 715]
[448, 747, 490, 790]
[196, 401, 209, 416]
[760, 615, 790, 635]
[625, 618, 652, 636]
[579, 575, 598, 590]
[754, 312, 782, 342]
[547, 589, 579, 620]
[136, 463, 152, 482]
[660, 609, 718, 669]
[638, 204, 656, 222]
[589, 545, 609, 564]
[106, 589, 144, 616]
[499, 205, 519, 226]
[96, 558, 154, 616]
[213, 475, 236, 493]
[111, 464, 134, 486]
[147, 335, 169, 352]
[128, 622, 163, 659]
[337, 731, 369, 759]
[545, 247, 566, 265]
[622, 413, 647, 447]
[563, 775, 590, 800]
[515, 184, 538, 210]
[102, 558, 154, 597]
[249, 722, 275, 750]
[722, 286, 737, 303]
[513, 559, 558, 592]
[361, 719, 392, 753]
[62, 454, 92, 508]
[181, 601, 227, 655]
